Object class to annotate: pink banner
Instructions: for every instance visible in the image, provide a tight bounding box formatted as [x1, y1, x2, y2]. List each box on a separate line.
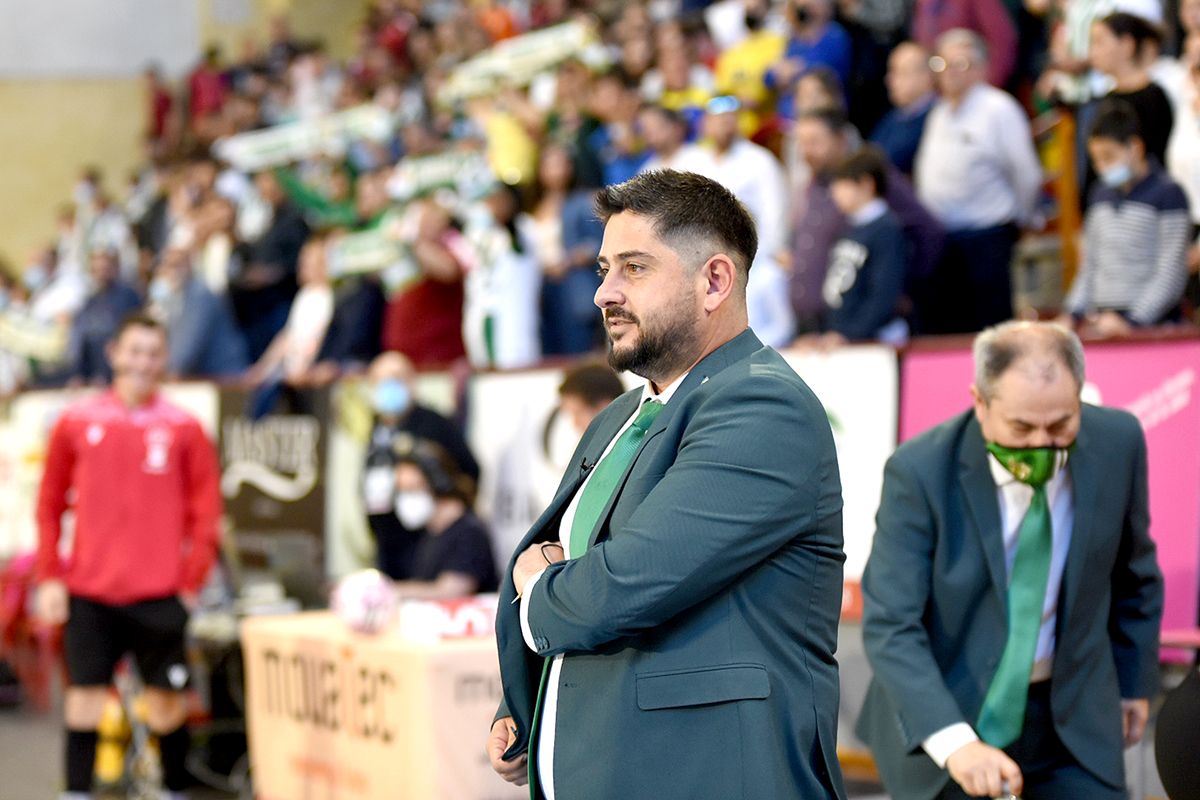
[901, 339, 1200, 654]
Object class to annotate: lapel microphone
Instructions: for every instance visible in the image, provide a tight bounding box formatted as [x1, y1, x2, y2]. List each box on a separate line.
[580, 457, 595, 472]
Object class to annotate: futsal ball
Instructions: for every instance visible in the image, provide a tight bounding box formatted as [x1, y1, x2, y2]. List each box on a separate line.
[332, 569, 398, 634]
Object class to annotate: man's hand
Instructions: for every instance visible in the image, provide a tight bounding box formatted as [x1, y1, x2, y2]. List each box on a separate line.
[945, 741, 1023, 798]
[1121, 698, 1149, 747]
[487, 717, 528, 785]
[1088, 310, 1132, 338]
[513, 542, 564, 598]
[34, 580, 69, 626]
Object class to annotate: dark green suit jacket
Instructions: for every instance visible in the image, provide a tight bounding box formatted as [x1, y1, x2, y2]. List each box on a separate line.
[856, 406, 1163, 799]
[494, 329, 848, 799]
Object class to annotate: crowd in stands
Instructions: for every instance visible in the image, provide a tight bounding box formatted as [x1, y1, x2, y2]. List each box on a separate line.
[2, 0, 1200, 401]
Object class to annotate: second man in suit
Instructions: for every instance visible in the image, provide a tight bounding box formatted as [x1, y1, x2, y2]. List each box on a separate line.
[857, 321, 1163, 798]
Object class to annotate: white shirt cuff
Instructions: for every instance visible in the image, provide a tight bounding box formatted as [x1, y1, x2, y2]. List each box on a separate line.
[922, 722, 979, 769]
[519, 569, 546, 652]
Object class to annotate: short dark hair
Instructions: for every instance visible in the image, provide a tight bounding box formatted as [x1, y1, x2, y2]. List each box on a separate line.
[797, 66, 846, 112]
[638, 102, 687, 129]
[797, 106, 851, 136]
[1098, 12, 1162, 59]
[830, 145, 890, 197]
[1088, 98, 1142, 145]
[392, 438, 474, 505]
[559, 362, 625, 406]
[112, 312, 165, 344]
[593, 170, 758, 280]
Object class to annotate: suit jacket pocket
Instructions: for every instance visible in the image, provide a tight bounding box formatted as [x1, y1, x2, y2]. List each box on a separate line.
[636, 663, 770, 710]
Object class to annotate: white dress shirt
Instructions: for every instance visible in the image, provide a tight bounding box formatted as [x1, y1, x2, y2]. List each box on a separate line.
[520, 374, 687, 800]
[914, 83, 1043, 232]
[922, 450, 1074, 768]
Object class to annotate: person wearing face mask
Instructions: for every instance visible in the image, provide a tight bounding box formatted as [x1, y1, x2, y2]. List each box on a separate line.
[362, 352, 480, 579]
[1062, 99, 1191, 336]
[857, 320, 1163, 800]
[389, 442, 498, 600]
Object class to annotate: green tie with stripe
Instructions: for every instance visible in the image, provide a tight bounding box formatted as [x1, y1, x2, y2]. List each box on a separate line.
[527, 398, 665, 795]
[976, 444, 1059, 748]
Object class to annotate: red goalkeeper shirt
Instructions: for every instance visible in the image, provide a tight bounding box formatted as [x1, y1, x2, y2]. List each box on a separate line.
[35, 391, 222, 604]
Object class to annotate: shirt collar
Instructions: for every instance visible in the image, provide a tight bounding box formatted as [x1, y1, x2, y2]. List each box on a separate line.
[849, 198, 889, 226]
[641, 371, 689, 406]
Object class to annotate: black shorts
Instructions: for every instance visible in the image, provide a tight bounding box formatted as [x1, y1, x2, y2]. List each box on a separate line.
[65, 595, 190, 691]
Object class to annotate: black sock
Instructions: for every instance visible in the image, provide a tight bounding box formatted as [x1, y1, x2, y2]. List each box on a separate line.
[157, 725, 191, 791]
[65, 728, 98, 792]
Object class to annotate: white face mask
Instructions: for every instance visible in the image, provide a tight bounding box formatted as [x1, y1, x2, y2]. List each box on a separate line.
[394, 491, 435, 530]
[363, 466, 395, 514]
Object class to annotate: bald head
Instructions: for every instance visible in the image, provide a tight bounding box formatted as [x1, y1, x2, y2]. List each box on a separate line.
[369, 351, 416, 384]
[973, 321, 1085, 402]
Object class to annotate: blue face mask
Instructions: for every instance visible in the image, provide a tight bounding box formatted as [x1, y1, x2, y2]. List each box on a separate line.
[373, 378, 412, 416]
[1100, 161, 1133, 188]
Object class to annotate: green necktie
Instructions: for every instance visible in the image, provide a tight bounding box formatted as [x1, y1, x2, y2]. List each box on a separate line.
[568, 399, 665, 558]
[527, 398, 665, 794]
[976, 444, 1060, 748]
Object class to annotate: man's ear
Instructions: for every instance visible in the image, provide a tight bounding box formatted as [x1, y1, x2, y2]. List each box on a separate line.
[700, 254, 737, 313]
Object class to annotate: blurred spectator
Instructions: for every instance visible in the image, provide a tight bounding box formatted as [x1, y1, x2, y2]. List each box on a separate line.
[149, 246, 248, 379]
[1164, 30, 1200, 310]
[911, 0, 1018, 87]
[794, 65, 848, 113]
[677, 96, 796, 345]
[311, 270, 386, 379]
[543, 59, 607, 188]
[638, 104, 700, 171]
[791, 107, 944, 331]
[187, 45, 228, 138]
[820, 146, 910, 343]
[274, 162, 359, 229]
[1064, 100, 1190, 331]
[474, 0, 520, 42]
[143, 64, 175, 157]
[229, 170, 310, 361]
[86, 190, 138, 283]
[483, 361, 625, 570]
[837, 0, 913, 42]
[767, 0, 854, 120]
[245, 236, 334, 417]
[390, 440, 498, 598]
[870, 41, 936, 175]
[914, 28, 1042, 332]
[25, 247, 87, 325]
[66, 249, 142, 385]
[362, 351, 480, 579]
[1089, 13, 1174, 168]
[587, 71, 651, 185]
[380, 199, 469, 367]
[518, 144, 605, 356]
[714, 0, 789, 137]
[640, 37, 715, 119]
[462, 183, 541, 370]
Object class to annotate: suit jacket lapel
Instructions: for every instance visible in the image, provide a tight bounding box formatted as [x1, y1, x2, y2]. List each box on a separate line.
[958, 418, 1009, 611]
[1059, 416, 1097, 630]
[584, 328, 765, 550]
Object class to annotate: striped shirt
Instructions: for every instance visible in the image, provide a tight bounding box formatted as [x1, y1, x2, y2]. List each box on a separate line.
[1065, 165, 1191, 325]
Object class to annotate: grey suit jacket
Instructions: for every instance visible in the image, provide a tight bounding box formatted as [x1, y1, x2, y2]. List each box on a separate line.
[856, 407, 1163, 799]
[494, 329, 848, 799]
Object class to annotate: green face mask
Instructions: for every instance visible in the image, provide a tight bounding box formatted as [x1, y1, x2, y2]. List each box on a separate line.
[985, 442, 1069, 487]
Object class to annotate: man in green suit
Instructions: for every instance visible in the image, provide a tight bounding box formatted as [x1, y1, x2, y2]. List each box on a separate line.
[485, 170, 847, 799]
[857, 321, 1164, 799]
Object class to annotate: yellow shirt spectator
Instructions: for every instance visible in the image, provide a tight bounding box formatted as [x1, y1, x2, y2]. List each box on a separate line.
[713, 30, 786, 137]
